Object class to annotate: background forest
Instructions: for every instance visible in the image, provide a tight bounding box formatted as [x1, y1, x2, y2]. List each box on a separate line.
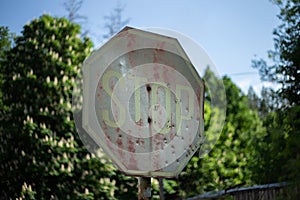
[0, 0, 299, 199]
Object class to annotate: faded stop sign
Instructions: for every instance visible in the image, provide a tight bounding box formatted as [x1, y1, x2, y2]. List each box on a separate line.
[79, 27, 205, 177]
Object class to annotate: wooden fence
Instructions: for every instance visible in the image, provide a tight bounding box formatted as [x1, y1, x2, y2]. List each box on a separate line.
[186, 182, 299, 200]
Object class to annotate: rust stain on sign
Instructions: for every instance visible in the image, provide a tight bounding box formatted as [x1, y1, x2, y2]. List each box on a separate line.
[82, 27, 205, 177]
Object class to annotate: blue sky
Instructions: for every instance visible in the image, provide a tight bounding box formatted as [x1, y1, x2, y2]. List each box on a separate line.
[0, 0, 280, 94]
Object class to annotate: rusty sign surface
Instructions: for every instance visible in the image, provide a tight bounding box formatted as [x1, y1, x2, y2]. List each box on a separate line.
[82, 27, 204, 177]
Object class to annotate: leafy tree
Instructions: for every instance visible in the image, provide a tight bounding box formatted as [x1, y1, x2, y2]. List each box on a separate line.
[0, 26, 14, 110]
[252, 0, 300, 187]
[199, 67, 227, 158]
[0, 15, 136, 199]
[64, 0, 89, 37]
[103, 2, 130, 39]
[253, 0, 300, 106]
[247, 86, 260, 111]
[0, 26, 14, 59]
[247, 86, 278, 117]
[203, 67, 226, 106]
[162, 71, 266, 198]
[199, 77, 264, 190]
[64, 0, 87, 24]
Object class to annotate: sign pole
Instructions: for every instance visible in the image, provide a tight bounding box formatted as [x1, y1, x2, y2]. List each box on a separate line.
[159, 178, 164, 200]
[138, 177, 151, 200]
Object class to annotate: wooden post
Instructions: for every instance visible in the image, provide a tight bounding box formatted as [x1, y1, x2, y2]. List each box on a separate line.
[138, 177, 151, 200]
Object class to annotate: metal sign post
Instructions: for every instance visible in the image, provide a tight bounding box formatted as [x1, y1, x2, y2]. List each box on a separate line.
[138, 177, 151, 200]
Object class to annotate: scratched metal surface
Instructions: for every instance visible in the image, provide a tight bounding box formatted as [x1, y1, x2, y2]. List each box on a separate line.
[83, 27, 204, 177]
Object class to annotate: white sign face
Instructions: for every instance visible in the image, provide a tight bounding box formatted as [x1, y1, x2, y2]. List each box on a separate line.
[79, 27, 205, 177]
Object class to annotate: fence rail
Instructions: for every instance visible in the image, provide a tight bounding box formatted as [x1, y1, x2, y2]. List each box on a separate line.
[185, 182, 300, 200]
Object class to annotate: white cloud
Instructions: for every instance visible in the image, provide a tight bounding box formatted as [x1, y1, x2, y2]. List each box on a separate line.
[231, 74, 279, 96]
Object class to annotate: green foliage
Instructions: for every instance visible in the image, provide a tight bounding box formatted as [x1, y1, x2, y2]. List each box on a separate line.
[0, 15, 137, 199]
[198, 67, 227, 158]
[161, 69, 266, 198]
[251, 0, 300, 187]
[203, 67, 226, 107]
[0, 26, 14, 59]
[253, 0, 300, 106]
[0, 26, 14, 111]
[247, 86, 260, 111]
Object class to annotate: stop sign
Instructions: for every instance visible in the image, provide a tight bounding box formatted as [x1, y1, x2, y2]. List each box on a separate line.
[81, 27, 204, 177]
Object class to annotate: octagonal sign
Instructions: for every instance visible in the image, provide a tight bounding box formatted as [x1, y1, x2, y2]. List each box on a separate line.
[81, 27, 204, 177]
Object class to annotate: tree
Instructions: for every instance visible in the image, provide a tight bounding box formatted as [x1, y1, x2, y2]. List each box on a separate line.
[247, 86, 260, 111]
[198, 67, 227, 158]
[64, 0, 88, 37]
[252, 0, 300, 186]
[64, 0, 87, 24]
[252, 0, 300, 106]
[103, 2, 130, 39]
[0, 15, 137, 199]
[0, 26, 14, 59]
[163, 72, 266, 198]
[203, 67, 226, 106]
[247, 86, 278, 117]
[0, 26, 14, 111]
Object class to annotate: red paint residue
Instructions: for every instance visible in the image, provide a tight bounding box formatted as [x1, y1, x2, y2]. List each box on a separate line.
[153, 49, 165, 63]
[97, 84, 103, 90]
[105, 136, 114, 157]
[157, 41, 166, 50]
[106, 135, 111, 141]
[162, 67, 171, 83]
[153, 134, 164, 150]
[196, 89, 201, 104]
[169, 120, 176, 139]
[116, 137, 123, 148]
[170, 132, 175, 141]
[153, 152, 161, 171]
[128, 153, 138, 170]
[136, 138, 145, 145]
[110, 80, 115, 92]
[127, 138, 135, 153]
[116, 137, 125, 160]
[126, 34, 136, 49]
[153, 63, 160, 71]
[152, 42, 166, 64]
[101, 120, 109, 136]
[153, 72, 160, 80]
[128, 51, 136, 67]
[136, 119, 143, 126]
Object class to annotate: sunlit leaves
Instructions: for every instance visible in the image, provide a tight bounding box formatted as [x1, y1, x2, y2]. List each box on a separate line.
[168, 71, 267, 198]
[0, 15, 136, 199]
